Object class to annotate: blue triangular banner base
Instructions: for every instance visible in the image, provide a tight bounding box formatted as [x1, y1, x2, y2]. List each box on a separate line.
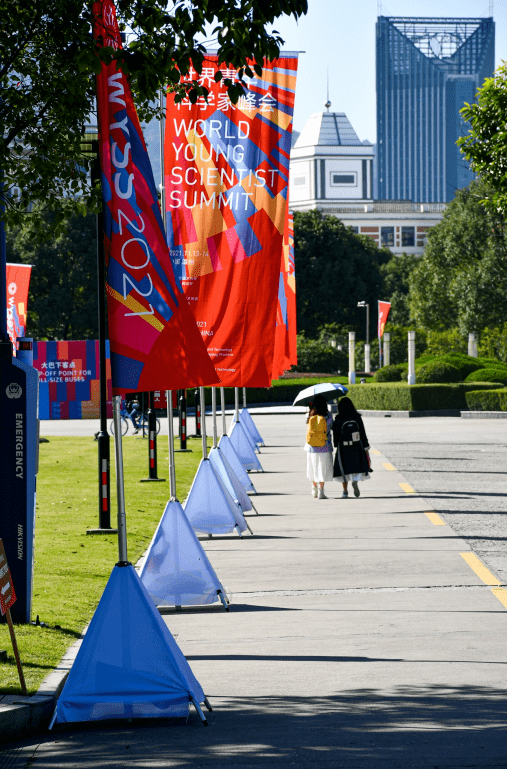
[52, 564, 205, 725]
[218, 435, 257, 493]
[240, 408, 265, 446]
[209, 447, 253, 512]
[228, 421, 263, 471]
[139, 500, 226, 606]
[184, 459, 247, 534]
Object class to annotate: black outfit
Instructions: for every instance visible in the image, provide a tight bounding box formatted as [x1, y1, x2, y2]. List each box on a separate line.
[332, 412, 370, 481]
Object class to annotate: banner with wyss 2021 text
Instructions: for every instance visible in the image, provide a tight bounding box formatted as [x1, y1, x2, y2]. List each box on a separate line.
[164, 54, 298, 387]
[93, 0, 218, 395]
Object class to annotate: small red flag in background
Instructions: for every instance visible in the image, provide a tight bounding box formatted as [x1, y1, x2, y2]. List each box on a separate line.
[378, 300, 391, 338]
[93, 0, 218, 394]
[6, 264, 32, 350]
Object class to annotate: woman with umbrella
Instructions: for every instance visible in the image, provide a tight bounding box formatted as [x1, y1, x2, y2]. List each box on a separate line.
[332, 397, 371, 498]
[305, 394, 334, 499]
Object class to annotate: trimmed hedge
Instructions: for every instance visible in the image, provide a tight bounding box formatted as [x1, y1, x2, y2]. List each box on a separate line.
[465, 368, 507, 385]
[374, 364, 406, 382]
[348, 382, 501, 411]
[438, 354, 483, 379]
[466, 388, 507, 411]
[183, 377, 349, 407]
[416, 362, 461, 383]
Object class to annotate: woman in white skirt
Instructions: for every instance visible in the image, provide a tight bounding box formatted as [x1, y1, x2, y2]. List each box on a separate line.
[305, 394, 334, 499]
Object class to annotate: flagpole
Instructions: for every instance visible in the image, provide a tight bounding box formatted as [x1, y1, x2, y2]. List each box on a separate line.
[211, 387, 218, 449]
[220, 387, 226, 436]
[166, 390, 176, 500]
[243, 387, 247, 409]
[88, 139, 113, 534]
[200, 386, 207, 459]
[234, 387, 239, 424]
[112, 395, 129, 564]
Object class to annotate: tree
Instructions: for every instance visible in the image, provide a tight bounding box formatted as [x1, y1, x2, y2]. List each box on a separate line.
[409, 180, 507, 336]
[458, 62, 507, 216]
[294, 210, 391, 339]
[1, 0, 308, 234]
[6, 212, 99, 340]
[379, 252, 418, 326]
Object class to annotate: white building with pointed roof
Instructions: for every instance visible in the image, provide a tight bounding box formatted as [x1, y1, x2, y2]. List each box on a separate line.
[290, 110, 445, 255]
[290, 111, 374, 206]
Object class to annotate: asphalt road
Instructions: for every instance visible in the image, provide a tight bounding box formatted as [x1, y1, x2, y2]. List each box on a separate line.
[2, 412, 506, 769]
[366, 416, 507, 584]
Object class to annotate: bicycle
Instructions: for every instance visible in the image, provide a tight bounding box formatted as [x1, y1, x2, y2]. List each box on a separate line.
[109, 408, 161, 437]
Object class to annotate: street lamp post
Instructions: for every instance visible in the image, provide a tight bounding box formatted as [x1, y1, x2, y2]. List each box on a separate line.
[357, 301, 370, 373]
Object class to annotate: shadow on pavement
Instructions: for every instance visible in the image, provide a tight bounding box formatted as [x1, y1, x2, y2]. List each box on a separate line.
[6, 685, 507, 768]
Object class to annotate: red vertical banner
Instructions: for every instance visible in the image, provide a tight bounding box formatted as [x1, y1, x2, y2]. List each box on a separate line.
[93, 0, 218, 395]
[378, 300, 391, 338]
[164, 54, 298, 387]
[6, 264, 32, 349]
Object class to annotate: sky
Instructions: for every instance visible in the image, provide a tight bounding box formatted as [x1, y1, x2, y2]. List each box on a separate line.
[272, 0, 507, 143]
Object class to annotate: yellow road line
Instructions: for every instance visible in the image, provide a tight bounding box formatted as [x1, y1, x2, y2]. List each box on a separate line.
[425, 512, 446, 525]
[492, 588, 507, 610]
[399, 483, 415, 494]
[460, 553, 501, 586]
[371, 449, 381, 456]
[382, 462, 396, 471]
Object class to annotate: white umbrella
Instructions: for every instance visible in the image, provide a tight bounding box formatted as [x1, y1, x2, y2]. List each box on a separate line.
[292, 382, 348, 407]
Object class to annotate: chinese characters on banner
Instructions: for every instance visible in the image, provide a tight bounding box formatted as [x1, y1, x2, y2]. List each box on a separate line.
[164, 54, 298, 387]
[5, 264, 32, 350]
[93, 0, 218, 395]
[33, 340, 113, 419]
[378, 301, 392, 338]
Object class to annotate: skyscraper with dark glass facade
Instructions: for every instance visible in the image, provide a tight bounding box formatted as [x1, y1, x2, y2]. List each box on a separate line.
[376, 17, 495, 203]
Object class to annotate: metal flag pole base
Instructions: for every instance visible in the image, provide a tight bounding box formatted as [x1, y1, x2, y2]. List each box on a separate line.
[190, 696, 208, 726]
[217, 590, 229, 611]
[87, 528, 118, 535]
[140, 477, 166, 482]
[250, 500, 260, 515]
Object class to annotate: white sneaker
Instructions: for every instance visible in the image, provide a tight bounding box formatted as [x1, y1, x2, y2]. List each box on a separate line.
[311, 485, 318, 498]
[318, 488, 327, 499]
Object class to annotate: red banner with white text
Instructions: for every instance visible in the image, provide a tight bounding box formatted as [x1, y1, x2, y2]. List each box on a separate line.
[93, 0, 218, 395]
[6, 263, 32, 350]
[164, 54, 298, 387]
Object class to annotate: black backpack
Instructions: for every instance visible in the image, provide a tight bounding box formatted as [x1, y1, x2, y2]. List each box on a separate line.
[340, 420, 362, 447]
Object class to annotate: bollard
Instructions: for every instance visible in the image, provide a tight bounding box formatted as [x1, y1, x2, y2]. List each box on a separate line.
[383, 332, 390, 367]
[175, 389, 191, 452]
[193, 388, 202, 437]
[348, 332, 356, 384]
[468, 333, 478, 358]
[407, 331, 416, 385]
[140, 392, 165, 482]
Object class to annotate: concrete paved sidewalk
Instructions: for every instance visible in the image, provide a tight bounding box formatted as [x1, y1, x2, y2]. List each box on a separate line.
[2, 414, 507, 768]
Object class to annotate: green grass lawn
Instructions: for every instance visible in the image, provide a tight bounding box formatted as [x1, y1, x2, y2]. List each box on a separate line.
[0, 435, 204, 694]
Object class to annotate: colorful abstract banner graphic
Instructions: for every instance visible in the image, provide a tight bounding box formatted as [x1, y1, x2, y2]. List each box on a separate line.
[6, 263, 32, 349]
[378, 300, 391, 338]
[93, 0, 218, 395]
[286, 212, 297, 367]
[164, 54, 298, 387]
[33, 340, 112, 420]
